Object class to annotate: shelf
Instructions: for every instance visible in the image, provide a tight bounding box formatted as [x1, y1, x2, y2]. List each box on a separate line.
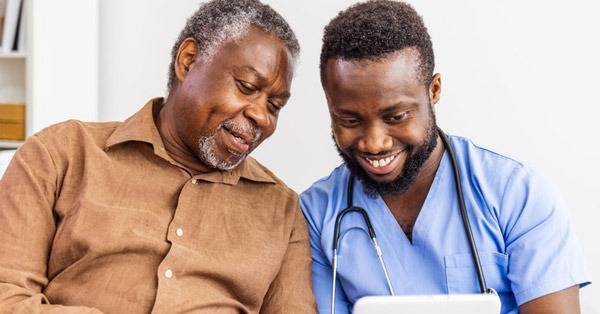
[0, 52, 27, 59]
[0, 140, 23, 149]
[1, 0, 98, 141]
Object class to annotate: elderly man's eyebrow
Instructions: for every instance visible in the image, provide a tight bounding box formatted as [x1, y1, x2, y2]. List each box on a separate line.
[234, 66, 269, 85]
[274, 90, 291, 100]
[234, 65, 290, 99]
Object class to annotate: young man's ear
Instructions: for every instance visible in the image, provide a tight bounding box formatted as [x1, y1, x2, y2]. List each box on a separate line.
[428, 73, 442, 106]
[175, 38, 199, 83]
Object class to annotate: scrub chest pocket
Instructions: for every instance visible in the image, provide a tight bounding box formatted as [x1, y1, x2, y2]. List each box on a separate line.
[444, 251, 511, 293]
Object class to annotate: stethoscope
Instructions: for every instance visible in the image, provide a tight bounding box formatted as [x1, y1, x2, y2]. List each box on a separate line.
[330, 128, 495, 314]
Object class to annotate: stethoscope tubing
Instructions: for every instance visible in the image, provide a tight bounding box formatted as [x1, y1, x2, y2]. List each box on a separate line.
[439, 128, 489, 294]
[330, 128, 491, 314]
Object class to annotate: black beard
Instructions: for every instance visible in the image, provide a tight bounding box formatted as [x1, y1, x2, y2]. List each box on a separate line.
[335, 108, 439, 198]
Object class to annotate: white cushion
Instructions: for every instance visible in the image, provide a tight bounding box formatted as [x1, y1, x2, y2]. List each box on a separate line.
[0, 150, 16, 178]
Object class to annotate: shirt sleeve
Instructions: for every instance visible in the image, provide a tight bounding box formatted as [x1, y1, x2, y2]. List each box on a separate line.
[260, 202, 317, 314]
[500, 165, 590, 305]
[0, 136, 103, 314]
[300, 195, 352, 314]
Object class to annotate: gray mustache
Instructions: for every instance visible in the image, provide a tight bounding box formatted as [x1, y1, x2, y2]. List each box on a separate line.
[221, 119, 261, 144]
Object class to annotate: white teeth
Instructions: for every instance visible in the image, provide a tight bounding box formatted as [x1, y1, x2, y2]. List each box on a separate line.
[366, 155, 396, 168]
[234, 135, 246, 144]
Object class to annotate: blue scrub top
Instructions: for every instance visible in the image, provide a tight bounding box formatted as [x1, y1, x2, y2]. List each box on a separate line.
[300, 135, 590, 314]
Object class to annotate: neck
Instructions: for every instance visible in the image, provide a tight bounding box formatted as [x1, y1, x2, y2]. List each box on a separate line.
[382, 135, 445, 215]
[156, 96, 211, 174]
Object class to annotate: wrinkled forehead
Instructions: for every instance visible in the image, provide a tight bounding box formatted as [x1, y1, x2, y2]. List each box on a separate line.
[205, 26, 295, 80]
[205, 25, 295, 65]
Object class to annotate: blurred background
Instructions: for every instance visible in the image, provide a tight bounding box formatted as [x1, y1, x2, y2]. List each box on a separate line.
[0, 0, 598, 311]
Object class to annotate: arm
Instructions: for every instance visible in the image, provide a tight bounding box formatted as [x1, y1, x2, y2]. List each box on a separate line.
[260, 206, 317, 314]
[310, 254, 352, 314]
[0, 136, 102, 314]
[299, 195, 351, 314]
[499, 166, 589, 311]
[520, 285, 580, 314]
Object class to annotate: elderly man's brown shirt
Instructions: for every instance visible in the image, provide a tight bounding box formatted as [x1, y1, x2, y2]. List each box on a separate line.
[0, 98, 316, 313]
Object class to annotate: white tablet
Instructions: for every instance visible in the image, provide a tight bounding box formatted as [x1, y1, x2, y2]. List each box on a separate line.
[353, 293, 501, 314]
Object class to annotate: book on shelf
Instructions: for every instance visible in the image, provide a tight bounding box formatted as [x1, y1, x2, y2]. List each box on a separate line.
[15, 0, 23, 51]
[0, 0, 5, 45]
[1, 0, 23, 53]
[0, 103, 25, 141]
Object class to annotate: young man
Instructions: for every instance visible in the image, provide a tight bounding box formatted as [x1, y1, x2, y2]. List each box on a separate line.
[300, 1, 590, 313]
[0, 0, 316, 312]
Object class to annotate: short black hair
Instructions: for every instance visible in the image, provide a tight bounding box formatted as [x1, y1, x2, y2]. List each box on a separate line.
[320, 0, 434, 85]
[167, 0, 299, 93]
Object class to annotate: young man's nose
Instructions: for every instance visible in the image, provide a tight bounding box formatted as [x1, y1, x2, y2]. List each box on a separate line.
[357, 126, 393, 154]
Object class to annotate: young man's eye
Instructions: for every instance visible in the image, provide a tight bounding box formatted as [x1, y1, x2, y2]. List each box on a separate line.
[339, 117, 360, 127]
[387, 112, 407, 123]
[236, 80, 257, 94]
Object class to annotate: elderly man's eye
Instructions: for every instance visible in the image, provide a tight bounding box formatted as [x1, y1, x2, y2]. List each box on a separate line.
[268, 99, 283, 113]
[236, 80, 258, 95]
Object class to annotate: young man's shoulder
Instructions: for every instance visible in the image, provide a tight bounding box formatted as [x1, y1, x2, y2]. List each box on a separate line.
[448, 134, 527, 172]
[299, 164, 351, 226]
[301, 164, 349, 199]
[447, 134, 541, 191]
[448, 134, 563, 223]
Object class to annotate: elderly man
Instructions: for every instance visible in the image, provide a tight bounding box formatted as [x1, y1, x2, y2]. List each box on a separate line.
[0, 0, 316, 313]
[300, 1, 590, 314]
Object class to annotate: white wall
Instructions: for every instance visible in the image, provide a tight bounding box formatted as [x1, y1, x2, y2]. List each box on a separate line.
[99, 1, 599, 309]
[99, 0, 197, 120]
[29, 0, 99, 134]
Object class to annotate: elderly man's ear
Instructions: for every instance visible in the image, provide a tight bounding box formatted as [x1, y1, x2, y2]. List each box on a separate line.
[175, 38, 199, 82]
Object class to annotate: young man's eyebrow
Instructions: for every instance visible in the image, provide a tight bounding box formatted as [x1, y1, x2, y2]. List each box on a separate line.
[379, 102, 419, 115]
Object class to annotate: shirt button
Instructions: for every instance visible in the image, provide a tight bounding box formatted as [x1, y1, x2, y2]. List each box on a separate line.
[191, 179, 198, 184]
[176, 228, 184, 237]
[164, 269, 173, 279]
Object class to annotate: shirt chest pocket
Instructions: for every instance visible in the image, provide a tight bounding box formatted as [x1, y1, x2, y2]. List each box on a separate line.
[444, 252, 511, 293]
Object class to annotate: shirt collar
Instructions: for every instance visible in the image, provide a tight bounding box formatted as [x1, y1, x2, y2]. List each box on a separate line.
[105, 98, 164, 152]
[105, 97, 276, 185]
[193, 157, 277, 185]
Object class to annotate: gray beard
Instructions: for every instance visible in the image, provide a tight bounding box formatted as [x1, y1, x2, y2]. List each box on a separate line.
[196, 119, 260, 171]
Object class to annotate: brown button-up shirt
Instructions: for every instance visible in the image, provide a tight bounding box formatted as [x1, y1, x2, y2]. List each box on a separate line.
[0, 98, 316, 313]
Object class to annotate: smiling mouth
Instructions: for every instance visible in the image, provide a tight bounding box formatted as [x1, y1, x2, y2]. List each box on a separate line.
[222, 126, 251, 154]
[223, 125, 249, 143]
[357, 148, 408, 176]
[364, 154, 397, 168]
